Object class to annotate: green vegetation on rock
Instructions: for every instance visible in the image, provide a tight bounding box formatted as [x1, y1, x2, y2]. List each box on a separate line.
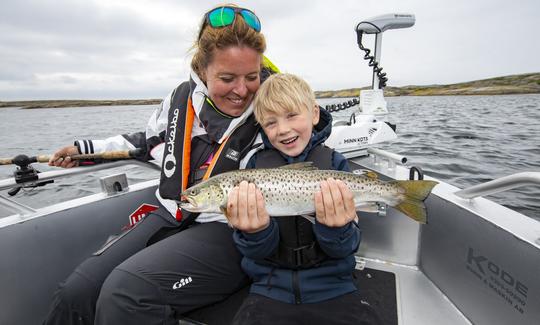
[314, 72, 540, 98]
[1, 73, 539, 109]
[0, 99, 161, 109]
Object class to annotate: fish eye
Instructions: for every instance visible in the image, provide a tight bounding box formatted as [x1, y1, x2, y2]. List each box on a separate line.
[189, 189, 199, 196]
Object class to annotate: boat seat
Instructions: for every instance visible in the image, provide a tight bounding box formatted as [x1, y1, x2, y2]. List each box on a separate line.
[178, 267, 397, 325]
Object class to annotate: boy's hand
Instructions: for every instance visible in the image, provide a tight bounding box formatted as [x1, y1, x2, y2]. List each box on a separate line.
[315, 178, 357, 227]
[227, 181, 270, 233]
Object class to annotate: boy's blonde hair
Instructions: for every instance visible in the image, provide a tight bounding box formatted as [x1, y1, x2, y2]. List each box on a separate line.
[253, 73, 317, 124]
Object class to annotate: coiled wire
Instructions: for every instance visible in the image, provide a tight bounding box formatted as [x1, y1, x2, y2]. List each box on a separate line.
[356, 31, 387, 89]
[324, 98, 359, 112]
[324, 25, 388, 112]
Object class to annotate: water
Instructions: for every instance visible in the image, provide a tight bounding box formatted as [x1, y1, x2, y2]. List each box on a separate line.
[321, 94, 540, 220]
[0, 95, 539, 220]
[0, 105, 161, 211]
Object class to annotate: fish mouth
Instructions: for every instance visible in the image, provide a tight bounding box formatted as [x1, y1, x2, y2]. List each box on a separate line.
[178, 195, 197, 210]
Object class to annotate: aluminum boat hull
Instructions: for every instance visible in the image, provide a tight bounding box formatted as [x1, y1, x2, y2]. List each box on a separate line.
[0, 157, 538, 325]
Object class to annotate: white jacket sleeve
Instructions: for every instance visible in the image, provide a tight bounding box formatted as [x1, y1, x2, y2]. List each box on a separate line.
[75, 88, 175, 164]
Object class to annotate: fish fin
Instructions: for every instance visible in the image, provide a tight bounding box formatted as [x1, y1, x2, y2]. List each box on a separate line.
[300, 214, 316, 224]
[353, 169, 379, 179]
[392, 180, 438, 224]
[220, 205, 235, 228]
[395, 199, 427, 224]
[293, 208, 317, 215]
[355, 203, 380, 213]
[395, 180, 438, 201]
[219, 204, 230, 220]
[278, 162, 318, 170]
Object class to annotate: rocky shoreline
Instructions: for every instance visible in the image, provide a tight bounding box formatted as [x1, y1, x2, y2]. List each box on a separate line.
[1, 73, 539, 109]
[0, 99, 161, 109]
[315, 72, 540, 98]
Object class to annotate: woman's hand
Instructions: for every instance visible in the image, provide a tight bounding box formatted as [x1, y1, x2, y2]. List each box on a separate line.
[227, 181, 270, 233]
[315, 178, 357, 227]
[48, 145, 80, 168]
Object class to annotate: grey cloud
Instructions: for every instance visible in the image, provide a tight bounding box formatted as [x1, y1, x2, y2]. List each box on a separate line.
[1, 0, 540, 100]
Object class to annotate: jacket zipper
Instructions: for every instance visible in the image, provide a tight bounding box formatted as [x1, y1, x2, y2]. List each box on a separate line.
[293, 215, 301, 304]
[293, 270, 301, 304]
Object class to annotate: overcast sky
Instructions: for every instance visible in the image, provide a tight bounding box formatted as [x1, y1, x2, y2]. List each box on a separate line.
[1, 0, 539, 100]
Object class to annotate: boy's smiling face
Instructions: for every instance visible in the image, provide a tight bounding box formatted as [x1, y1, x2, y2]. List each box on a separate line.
[261, 105, 320, 157]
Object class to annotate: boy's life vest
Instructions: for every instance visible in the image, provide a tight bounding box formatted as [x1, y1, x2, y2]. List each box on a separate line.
[253, 145, 333, 269]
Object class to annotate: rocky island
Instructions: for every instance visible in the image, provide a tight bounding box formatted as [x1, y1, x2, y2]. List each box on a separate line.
[315, 72, 540, 98]
[1, 73, 538, 109]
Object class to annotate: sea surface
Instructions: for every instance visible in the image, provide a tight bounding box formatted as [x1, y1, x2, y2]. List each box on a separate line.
[0, 94, 539, 221]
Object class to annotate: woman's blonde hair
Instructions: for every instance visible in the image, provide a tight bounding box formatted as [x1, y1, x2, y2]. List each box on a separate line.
[191, 4, 266, 79]
[253, 73, 318, 124]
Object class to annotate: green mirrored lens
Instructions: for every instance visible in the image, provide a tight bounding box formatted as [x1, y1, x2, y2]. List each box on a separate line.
[208, 7, 234, 27]
[241, 10, 261, 32]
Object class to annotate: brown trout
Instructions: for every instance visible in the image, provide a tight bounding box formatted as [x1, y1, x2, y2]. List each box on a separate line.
[179, 163, 438, 223]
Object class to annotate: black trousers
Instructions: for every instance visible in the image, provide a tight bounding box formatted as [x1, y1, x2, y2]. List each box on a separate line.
[231, 292, 383, 325]
[42, 208, 249, 325]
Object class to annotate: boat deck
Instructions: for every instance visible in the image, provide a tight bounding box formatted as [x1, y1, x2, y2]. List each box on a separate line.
[179, 257, 470, 325]
[363, 258, 470, 325]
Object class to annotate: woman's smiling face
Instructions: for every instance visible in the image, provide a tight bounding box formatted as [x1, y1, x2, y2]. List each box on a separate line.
[203, 46, 261, 117]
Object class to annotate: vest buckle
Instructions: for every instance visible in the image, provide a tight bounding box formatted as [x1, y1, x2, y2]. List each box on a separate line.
[292, 243, 318, 269]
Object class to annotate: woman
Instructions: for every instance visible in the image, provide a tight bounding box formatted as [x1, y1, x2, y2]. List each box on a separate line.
[44, 5, 274, 325]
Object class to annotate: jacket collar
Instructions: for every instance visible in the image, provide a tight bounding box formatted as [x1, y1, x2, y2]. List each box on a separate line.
[189, 70, 254, 144]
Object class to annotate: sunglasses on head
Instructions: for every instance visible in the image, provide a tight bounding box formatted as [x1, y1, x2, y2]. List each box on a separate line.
[198, 6, 261, 40]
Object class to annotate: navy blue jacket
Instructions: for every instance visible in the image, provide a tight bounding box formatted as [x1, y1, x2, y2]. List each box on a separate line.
[233, 109, 362, 304]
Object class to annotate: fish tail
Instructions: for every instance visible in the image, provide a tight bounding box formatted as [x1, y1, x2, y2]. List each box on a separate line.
[392, 180, 438, 224]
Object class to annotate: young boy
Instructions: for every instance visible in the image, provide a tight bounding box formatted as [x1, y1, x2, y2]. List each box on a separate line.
[228, 73, 382, 324]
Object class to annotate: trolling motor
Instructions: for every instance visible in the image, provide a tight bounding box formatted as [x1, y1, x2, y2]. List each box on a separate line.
[356, 13, 415, 114]
[325, 13, 415, 157]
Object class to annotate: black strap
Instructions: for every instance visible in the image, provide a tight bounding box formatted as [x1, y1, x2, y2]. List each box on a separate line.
[269, 241, 327, 270]
[159, 81, 192, 201]
[255, 144, 333, 170]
